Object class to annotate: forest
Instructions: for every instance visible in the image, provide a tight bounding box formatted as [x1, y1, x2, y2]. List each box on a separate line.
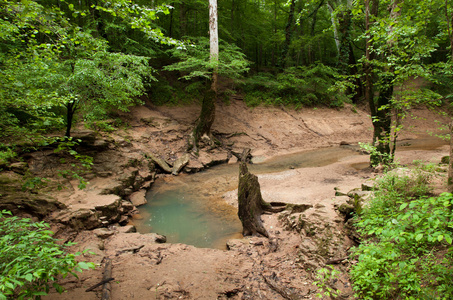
[0, 0, 453, 299]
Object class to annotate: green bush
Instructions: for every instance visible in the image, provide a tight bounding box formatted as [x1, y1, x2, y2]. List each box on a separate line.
[243, 63, 348, 108]
[350, 167, 453, 299]
[0, 210, 94, 299]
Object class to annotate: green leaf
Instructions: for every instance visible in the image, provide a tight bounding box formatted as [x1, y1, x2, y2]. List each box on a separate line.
[25, 273, 34, 282]
[399, 202, 408, 210]
[437, 235, 444, 242]
[415, 233, 423, 241]
[445, 235, 452, 245]
[78, 261, 90, 270]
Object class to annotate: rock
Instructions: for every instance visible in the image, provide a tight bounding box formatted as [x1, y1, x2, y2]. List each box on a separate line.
[172, 153, 190, 175]
[337, 203, 355, 220]
[226, 239, 248, 250]
[184, 159, 205, 173]
[71, 129, 96, 145]
[148, 152, 172, 173]
[129, 190, 147, 207]
[10, 162, 28, 175]
[228, 156, 238, 164]
[51, 209, 101, 230]
[138, 169, 155, 182]
[117, 225, 137, 233]
[198, 149, 230, 168]
[118, 215, 129, 225]
[120, 200, 135, 213]
[141, 180, 154, 190]
[0, 174, 65, 217]
[347, 190, 374, 201]
[93, 228, 115, 239]
[144, 233, 167, 243]
[361, 179, 375, 191]
[93, 194, 122, 223]
[118, 169, 139, 188]
[93, 138, 110, 149]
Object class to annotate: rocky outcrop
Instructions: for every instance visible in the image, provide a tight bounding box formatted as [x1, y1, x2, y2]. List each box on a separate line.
[0, 173, 65, 218]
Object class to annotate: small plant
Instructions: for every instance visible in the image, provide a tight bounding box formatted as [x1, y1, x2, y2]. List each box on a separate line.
[313, 267, 341, 298]
[0, 210, 95, 299]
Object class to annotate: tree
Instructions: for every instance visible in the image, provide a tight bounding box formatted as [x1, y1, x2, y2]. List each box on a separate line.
[0, 0, 178, 139]
[354, 0, 446, 166]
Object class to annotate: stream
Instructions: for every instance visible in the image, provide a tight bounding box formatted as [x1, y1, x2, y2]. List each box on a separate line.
[134, 136, 448, 249]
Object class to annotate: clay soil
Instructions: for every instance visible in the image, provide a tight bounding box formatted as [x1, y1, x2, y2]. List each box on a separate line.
[44, 99, 450, 300]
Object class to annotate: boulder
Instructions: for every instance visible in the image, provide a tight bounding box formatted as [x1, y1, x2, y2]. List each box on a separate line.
[129, 190, 147, 207]
[94, 194, 122, 223]
[198, 149, 230, 167]
[51, 208, 101, 230]
[117, 225, 137, 233]
[93, 228, 115, 239]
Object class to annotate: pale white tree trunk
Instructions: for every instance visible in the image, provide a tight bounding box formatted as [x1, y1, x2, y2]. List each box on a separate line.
[209, 0, 219, 92]
[326, 3, 340, 55]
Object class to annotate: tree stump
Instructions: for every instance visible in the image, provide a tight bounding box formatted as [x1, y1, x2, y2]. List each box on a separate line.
[238, 153, 272, 237]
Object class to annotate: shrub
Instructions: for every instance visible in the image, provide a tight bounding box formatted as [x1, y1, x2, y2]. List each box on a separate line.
[0, 210, 94, 299]
[243, 63, 348, 108]
[350, 166, 453, 300]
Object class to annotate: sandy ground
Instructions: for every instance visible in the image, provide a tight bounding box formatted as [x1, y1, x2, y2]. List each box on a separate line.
[43, 100, 450, 300]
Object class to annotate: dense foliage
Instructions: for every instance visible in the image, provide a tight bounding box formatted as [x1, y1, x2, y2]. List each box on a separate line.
[0, 210, 94, 299]
[351, 166, 453, 299]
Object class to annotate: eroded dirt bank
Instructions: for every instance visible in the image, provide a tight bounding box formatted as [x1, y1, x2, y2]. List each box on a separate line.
[1, 99, 449, 299]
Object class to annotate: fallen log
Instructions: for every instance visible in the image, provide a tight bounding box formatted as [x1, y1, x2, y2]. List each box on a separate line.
[101, 258, 113, 300]
[85, 277, 114, 292]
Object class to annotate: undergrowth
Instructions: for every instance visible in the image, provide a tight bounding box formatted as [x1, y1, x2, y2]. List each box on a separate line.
[350, 165, 453, 299]
[0, 210, 94, 299]
[242, 63, 349, 108]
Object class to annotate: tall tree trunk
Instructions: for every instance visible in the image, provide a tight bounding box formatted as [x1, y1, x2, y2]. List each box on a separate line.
[327, 2, 340, 56]
[370, 0, 400, 166]
[445, 0, 453, 193]
[209, 0, 219, 93]
[179, 2, 187, 37]
[189, 0, 218, 153]
[279, 0, 296, 69]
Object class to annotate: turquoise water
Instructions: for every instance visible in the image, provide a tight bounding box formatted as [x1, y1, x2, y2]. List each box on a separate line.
[135, 188, 242, 249]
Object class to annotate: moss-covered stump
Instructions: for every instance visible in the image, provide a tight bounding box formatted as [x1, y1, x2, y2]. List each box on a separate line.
[237, 162, 271, 237]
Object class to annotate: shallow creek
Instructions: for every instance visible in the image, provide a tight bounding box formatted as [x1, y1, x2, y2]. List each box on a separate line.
[134, 136, 447, 249]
